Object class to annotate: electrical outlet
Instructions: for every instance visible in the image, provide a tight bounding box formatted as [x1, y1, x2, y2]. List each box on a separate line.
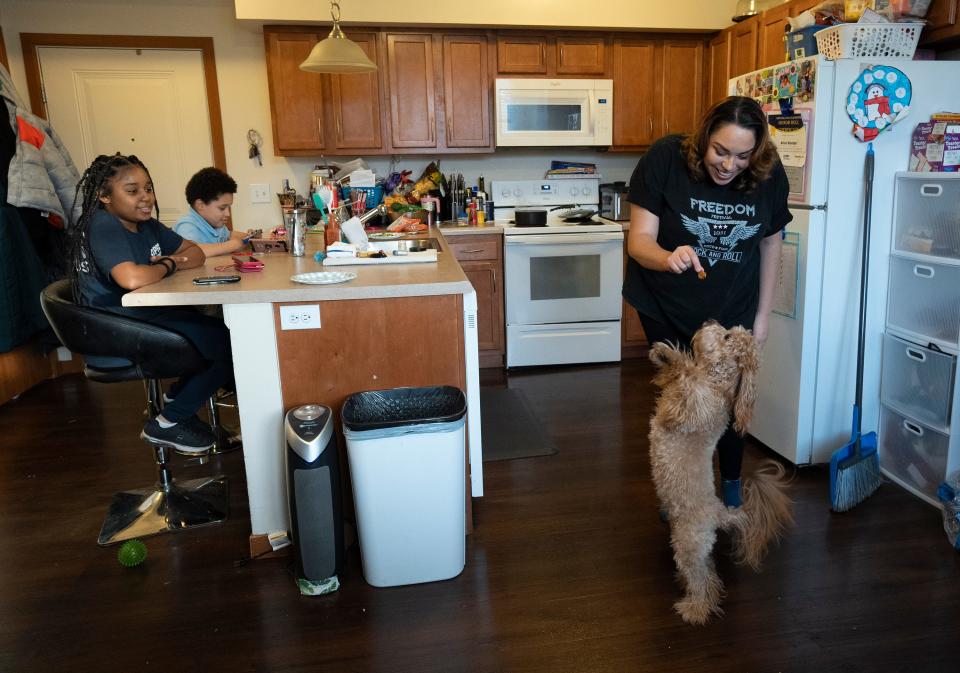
[280, 305, 321, 330]
[250, 183, 271, 204]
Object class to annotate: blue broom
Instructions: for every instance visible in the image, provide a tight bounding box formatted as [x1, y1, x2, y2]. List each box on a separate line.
[830, 143, 881, 512]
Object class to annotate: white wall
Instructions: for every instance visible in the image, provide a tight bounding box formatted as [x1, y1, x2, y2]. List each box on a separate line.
[0, 0, 720, 228]
[235, 0, 739, 31]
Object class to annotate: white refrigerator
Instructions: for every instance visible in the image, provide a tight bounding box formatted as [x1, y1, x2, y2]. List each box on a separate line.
[730, 56, 960, 465]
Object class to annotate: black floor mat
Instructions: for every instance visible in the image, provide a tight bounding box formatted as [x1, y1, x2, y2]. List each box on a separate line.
[479, 387, 557, 461]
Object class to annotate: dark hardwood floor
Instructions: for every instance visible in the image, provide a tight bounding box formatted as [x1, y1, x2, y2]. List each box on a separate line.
[1, 360, 957, 673]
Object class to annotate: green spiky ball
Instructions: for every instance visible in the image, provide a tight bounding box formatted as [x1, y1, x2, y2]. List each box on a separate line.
[117, 539, 147, 567]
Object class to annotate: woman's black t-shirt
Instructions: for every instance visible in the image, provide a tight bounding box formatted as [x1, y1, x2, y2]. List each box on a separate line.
[622, 134, 792, 338]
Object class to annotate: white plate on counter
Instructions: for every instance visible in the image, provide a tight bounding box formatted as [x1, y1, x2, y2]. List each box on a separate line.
[290, 271, 358, 285]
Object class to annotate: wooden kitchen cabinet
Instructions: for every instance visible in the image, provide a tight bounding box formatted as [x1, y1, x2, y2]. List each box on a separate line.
[730, 15, 759, 77]
[611, 38, 659, 148]
[441, 34, 493, 149]
[328, 32, 385, 152]
[660, 40, 704, 138]
[708, 28, 732, 106]
[758, 2, 791, 67]
[264, 31, 326, 153]
[612, 37, 705, 150]
[264, 28, 385, 155]
[385, 32, 438, 149]
[496, 35, 548, 74]
[556, 35, 607, 75]
[920, 0, 960, 47]
[496, 34, 608, 77]
[447, 234, 504, 368]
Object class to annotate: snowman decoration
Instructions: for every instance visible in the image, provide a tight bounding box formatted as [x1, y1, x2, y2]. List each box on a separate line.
[847, 65, 912, 143]
[864, 83, 891, 124]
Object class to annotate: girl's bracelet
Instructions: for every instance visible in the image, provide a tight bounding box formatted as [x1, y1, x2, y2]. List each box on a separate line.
[153, 257, 177, 277]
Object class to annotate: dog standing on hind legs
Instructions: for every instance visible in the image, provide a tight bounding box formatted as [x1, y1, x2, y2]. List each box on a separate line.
[648, 322, 793, 625]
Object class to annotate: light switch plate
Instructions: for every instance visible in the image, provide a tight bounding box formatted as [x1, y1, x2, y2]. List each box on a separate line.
[250, 183, 271, 204]
[279, 304, 321, 330]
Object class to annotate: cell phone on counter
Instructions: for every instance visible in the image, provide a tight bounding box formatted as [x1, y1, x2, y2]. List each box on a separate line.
[193, 275, 241, 285]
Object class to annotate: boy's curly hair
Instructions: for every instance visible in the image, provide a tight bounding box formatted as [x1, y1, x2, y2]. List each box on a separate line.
[185, 167, 237, 205]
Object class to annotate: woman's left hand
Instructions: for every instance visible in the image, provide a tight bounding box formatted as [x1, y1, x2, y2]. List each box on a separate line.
[752, 314, 769, 348]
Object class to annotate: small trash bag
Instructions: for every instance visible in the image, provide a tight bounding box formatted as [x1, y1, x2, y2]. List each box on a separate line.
[936, 470, 960, 551]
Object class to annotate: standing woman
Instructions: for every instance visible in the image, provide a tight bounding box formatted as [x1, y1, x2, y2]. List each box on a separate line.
[624, 96, 791, 508]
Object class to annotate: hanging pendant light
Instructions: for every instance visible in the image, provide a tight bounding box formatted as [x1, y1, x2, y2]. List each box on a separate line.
[299, 1, 377, 74]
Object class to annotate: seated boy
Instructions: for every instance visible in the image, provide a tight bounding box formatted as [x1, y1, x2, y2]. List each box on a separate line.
[174, 167, 255, 256]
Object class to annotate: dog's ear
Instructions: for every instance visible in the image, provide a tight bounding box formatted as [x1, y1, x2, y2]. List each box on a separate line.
[655, 361, 725, 433]
[650, 341, 692, 388]
[732, 332, 759, 434]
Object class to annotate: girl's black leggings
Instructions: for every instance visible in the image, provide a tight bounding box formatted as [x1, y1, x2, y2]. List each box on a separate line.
[636, 311, 744, 482]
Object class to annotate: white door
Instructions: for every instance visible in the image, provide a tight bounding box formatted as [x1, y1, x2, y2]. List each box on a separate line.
[38, 47, 214, 225]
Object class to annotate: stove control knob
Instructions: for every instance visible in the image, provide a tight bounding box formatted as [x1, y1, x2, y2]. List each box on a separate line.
[513, 188, 523, 197]
[569, 187, 580, 196]
[582, 186, 592, 196]
[501, 189, 511, 198]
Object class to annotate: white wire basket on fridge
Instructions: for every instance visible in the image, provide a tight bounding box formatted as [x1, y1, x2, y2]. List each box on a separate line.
[815, 23, 923, 59]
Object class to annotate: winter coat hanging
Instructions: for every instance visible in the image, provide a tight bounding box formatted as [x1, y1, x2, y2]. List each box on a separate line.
[846, 65, 912, 143]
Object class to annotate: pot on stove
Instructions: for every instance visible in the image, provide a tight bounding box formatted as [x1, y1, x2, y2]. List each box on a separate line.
[514, 209, 547, 227]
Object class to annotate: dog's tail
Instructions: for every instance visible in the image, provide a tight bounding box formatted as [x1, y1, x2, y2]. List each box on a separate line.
[729, 460, 794, 571]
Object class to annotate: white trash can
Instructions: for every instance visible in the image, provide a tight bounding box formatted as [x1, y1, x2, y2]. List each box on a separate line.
[342, 386, 466, 587]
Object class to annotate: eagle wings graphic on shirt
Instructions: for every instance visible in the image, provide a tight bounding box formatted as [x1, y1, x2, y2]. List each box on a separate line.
[680, 198, 762, 266]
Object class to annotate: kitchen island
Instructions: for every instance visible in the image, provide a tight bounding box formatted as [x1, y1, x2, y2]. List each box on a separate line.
[123, 230, 481, 556]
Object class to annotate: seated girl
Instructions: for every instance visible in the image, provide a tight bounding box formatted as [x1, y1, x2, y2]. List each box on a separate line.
[68, 154, 233, 455]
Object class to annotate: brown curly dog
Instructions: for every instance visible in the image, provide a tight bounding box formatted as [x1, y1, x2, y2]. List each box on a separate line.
[648, 321, 793, 625]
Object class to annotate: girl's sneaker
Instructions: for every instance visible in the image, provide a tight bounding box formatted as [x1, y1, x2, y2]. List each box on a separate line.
[141, 418, 215, 455]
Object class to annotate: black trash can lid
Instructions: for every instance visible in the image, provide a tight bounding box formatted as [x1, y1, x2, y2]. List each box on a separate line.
[341, 385, 466, 431]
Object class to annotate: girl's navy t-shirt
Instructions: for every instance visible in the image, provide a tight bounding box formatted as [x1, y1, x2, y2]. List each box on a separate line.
[78, 208, 183, 307]
[623, 134, 792, 338]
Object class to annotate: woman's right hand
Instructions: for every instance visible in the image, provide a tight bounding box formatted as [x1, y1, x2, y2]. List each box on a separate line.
[665, 245, 704, 275]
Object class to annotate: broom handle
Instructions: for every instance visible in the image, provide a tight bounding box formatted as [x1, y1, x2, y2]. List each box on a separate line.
[854, 143, 875, 452]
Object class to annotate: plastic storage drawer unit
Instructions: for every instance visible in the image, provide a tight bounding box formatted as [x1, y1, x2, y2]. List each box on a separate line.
[881, 333, 956, 432]
[886, 255, 960, 352]
[879, 405, 950, 505]
[342, 386, 467, 588]
[893, 175, 960, 261]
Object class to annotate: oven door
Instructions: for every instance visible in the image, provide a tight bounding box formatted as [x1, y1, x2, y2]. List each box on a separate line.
[504, 232, 623, 325]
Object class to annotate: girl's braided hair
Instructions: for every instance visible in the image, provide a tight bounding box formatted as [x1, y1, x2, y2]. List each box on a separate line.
[67, 154, 157, 301]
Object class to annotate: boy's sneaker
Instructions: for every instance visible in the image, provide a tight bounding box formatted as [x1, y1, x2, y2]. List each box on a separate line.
[141, 418, 215, 455]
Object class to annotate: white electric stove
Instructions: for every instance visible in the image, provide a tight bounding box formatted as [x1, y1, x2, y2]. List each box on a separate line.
[492, 179, 624, 367]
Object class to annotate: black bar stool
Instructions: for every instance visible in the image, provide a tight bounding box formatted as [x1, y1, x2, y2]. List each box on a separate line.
[40, 279, 228, 546]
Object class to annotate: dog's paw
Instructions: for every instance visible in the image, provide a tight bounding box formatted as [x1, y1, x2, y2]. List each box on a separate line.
[674, 596, 723, 625]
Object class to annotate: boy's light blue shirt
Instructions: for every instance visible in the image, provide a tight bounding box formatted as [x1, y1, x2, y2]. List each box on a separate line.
[174, 207, 230, 244]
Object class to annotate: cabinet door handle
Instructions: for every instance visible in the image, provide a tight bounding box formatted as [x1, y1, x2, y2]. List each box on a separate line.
[492, 268, 497, 293]
[648, 117, 653, 136]
[905, 347, 926, 362]
[461, 248, 485, 254]
[902, 420, 924, 437]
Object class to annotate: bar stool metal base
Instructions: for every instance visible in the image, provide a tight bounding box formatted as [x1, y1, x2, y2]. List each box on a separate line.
[207, 396, 242, 455]
[97, 476, 228, 546]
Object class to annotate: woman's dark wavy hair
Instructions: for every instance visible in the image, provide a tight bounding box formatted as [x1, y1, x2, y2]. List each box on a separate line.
[681, 96, 778, 192]
[67, 153, 156, 301]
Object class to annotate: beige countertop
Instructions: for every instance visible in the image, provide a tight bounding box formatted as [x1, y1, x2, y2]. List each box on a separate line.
[438, 221, 507, 235]
[122, 228, 473, 307]
[438, 218, 629, 233]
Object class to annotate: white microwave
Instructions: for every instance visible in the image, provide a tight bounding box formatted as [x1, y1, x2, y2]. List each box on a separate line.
[494, 78, 613, 147]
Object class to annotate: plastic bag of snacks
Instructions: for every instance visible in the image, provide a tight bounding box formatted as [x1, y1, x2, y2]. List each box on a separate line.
[936, 470, 960, 551]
